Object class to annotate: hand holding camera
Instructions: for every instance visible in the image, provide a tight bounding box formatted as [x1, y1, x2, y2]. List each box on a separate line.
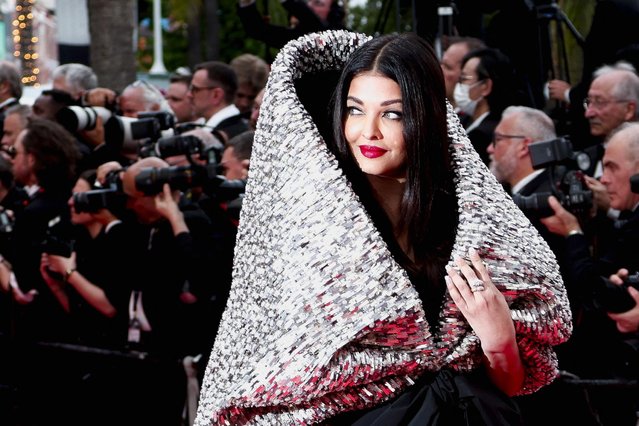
[539, 195, 583, 237]
[605, 268, 639, 333]
[595, 268, 639, 314]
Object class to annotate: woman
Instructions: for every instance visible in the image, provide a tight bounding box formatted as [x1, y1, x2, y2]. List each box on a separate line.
[41, 169, 131, 347]
[195, 31, 571, 425]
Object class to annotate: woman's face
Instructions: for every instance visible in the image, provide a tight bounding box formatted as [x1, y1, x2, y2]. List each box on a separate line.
[344, 72, 407, 181]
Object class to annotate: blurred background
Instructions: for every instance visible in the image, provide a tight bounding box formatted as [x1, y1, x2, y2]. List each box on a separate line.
[1, 0, 595, 105]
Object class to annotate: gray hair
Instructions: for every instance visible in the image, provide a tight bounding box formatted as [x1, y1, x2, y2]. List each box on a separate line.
[52, 63, 98, 98]
[593, 63, 639, 119]
[5, 103, 32, 126]
[125, 80, 172, 113]
[607, 122, 639, 165]
[501, 105, 557, 142]
[0, 61, 22, 99]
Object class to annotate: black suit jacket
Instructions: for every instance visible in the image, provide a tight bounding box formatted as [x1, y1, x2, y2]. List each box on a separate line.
[514, 170, 571, 281]
[556, 206, 639, 379]
[465, 112, 500, 166]
[6, 187, 75, 341]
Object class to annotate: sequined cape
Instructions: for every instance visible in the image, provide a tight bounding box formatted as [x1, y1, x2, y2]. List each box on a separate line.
[195, 30, 572, 426]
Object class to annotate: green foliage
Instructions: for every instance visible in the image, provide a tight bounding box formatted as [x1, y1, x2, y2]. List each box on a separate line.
[135, 0, 390, 69]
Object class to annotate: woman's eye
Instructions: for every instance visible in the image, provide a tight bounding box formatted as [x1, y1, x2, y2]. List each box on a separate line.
[346, 106, 363, 116]
[384, 111, 402, 120]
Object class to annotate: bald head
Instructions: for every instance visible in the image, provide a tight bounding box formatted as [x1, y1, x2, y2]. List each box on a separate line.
[122, 157, 169, 197]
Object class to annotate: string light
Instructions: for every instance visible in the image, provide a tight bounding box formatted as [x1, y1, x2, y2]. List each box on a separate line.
[14, 0, 38, 86]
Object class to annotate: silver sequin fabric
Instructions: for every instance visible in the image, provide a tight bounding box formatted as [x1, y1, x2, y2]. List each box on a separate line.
[195, 30, 572, 426]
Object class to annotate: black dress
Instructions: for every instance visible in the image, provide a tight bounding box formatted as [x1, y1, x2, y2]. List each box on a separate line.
[330, 369, 523, 426]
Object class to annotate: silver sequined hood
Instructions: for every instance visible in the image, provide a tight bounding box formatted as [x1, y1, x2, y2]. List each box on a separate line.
[195, 30, 572, 425]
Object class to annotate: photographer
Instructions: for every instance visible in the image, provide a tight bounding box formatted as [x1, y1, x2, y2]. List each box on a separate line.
[607, 268, 639, 334]
[98, 157, 221, 424]
[486, 106, 597, 425]
[540, 122, 639, 425]
[52, 63, 98, 103]
[4, 119, 80, 341]
[40, 169, 132, 347]
[2, 119, 83, 425]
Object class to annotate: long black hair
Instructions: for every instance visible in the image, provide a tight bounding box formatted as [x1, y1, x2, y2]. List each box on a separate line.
[331, 32, 458, 290]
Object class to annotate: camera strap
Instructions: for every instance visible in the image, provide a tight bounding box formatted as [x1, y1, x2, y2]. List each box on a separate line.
[128, 290, 151, 343]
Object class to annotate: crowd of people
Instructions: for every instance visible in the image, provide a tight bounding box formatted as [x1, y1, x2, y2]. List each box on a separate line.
[0, 52, 259, 424]
[0, 0, 638, 425]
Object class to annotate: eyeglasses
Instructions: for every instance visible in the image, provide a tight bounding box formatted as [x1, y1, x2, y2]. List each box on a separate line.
[492, 133, 526, 147]
[583, 97, 631, 110]
[189, 84, 218, 94]
[458, 75, 484, 85]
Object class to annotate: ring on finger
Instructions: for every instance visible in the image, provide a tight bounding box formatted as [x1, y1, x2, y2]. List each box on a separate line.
[469, 278, 485, 292]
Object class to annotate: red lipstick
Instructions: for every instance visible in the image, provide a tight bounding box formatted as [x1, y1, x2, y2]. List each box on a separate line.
[359, 145, 387, 158]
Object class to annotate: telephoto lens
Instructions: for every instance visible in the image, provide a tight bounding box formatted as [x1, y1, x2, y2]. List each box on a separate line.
[56, 106, 113, 132]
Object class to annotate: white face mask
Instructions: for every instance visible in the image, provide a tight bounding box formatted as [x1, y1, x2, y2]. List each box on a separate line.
[453, 81, 483, 116]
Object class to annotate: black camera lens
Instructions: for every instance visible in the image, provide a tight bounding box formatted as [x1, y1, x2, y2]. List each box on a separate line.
[72, 188, 124, 213]
[512, 192, 553, 217]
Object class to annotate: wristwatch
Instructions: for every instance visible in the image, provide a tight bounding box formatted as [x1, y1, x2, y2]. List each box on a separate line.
[64, 268, 77, 282]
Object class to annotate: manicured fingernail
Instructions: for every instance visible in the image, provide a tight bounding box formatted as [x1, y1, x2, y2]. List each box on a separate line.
[445, 276, 452, 286]
[469, 248, 477, 256]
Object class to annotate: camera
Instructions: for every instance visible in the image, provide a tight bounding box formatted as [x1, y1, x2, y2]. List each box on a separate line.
[72, 168, 127, 214]
[138, 111, 175, 132]
[138, 134, 220, 163]
[135, 163, 246, 200]
[41, 216, 74, 258]
[512, 136, 594, 218]
[56, 106, 165, 150]
[594, 272, 639, 313]
[56, 105, 113, 132]
[134, 163, 217, 196]
[73, 188, 126, 214]
[103, 115, 163, 147]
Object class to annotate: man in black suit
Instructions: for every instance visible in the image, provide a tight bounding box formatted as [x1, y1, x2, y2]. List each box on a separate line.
[2, 119, 82, 425]
[539, 121, 639, 426]
[6, 119, 81, 341]
[486, 105, 605, 425]
[487, 106, 560, 239]
[188, 61, 250, 142]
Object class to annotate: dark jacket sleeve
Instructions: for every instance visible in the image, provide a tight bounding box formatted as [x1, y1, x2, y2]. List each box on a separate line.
[237, 2, 300, 49]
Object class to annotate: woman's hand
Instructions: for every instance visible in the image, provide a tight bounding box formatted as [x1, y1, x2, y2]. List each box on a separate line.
[445, 249, 515, 353]
[445, 248, 524, 395]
